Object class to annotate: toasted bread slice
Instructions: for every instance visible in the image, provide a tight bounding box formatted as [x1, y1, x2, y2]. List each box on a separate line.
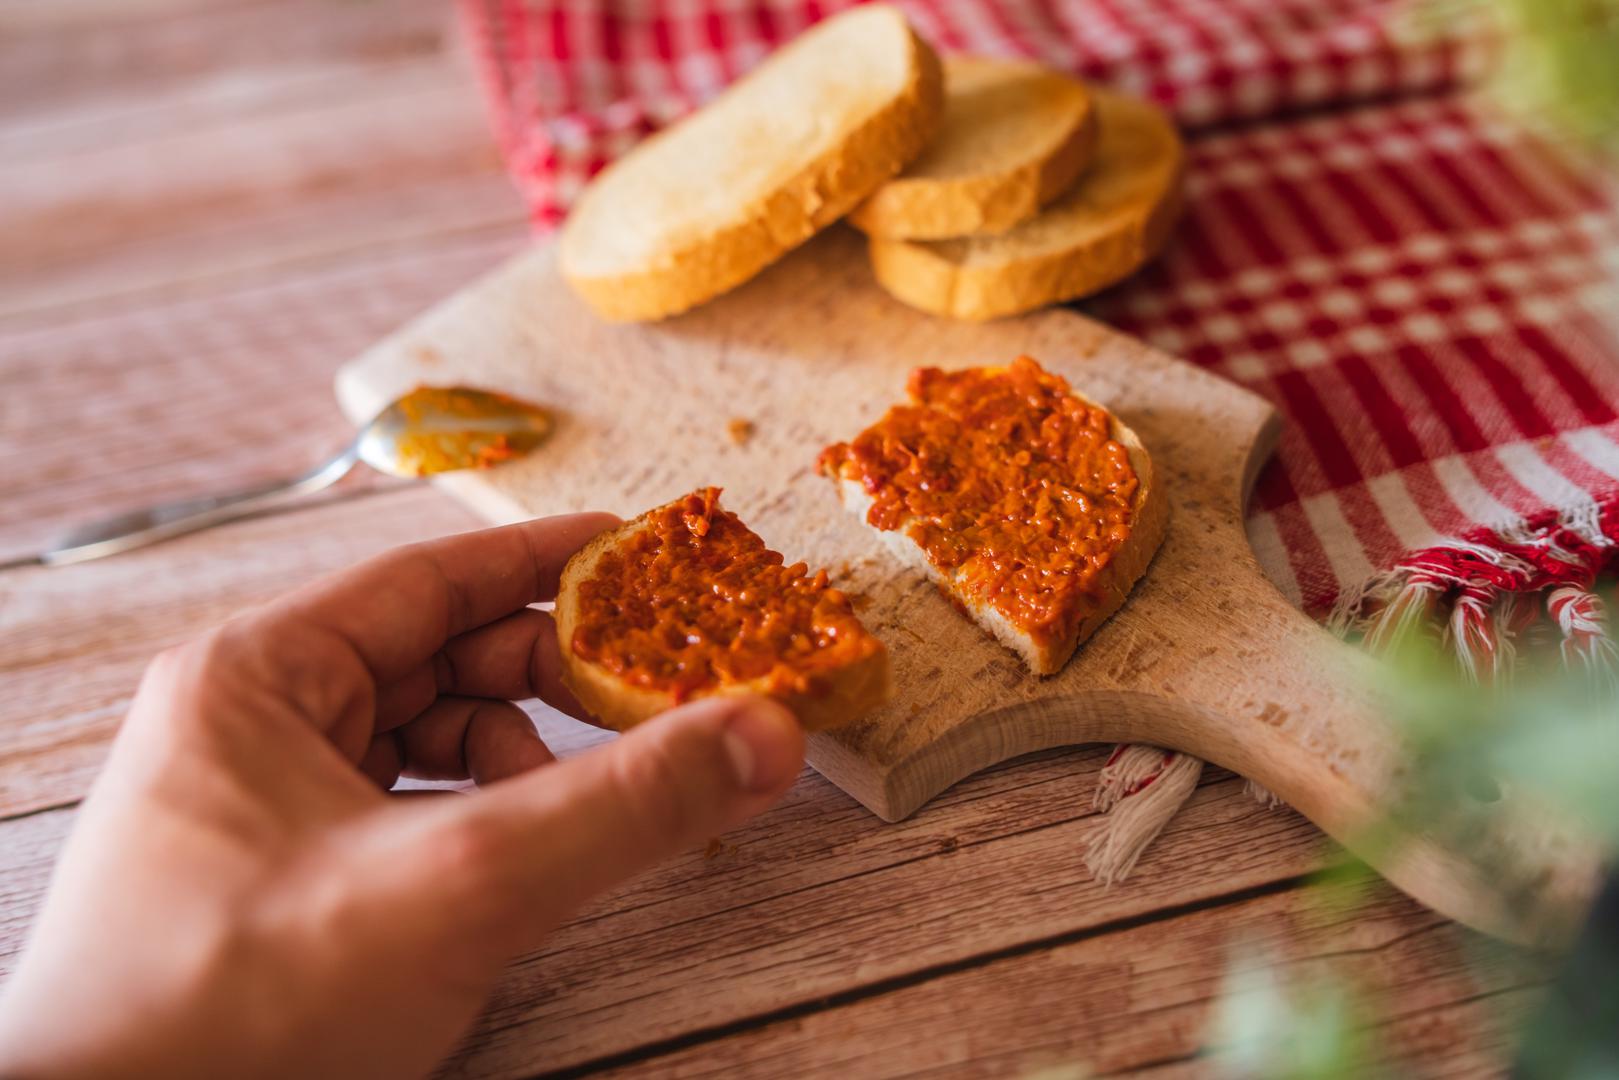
[559, 5, 943, 322]
[847, 56, 1098, 240]
[819, 358, 1168, 676]
[867, 89, 1184, 320]
[556, 489, 891, 731]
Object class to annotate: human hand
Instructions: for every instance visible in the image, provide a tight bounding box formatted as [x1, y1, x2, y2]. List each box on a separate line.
[0, 514, 806, 1079]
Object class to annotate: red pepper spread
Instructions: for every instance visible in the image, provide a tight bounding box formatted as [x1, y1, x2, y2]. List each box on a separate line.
[817, 356, 1139, 647]
[393, 431, 521, 476]
[390, 386, 551, 477]
[571, 488, 884, 702]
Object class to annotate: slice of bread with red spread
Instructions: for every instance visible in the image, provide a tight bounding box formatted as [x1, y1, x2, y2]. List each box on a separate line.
[818, 357, 1167, 675]
[556, 488, 891, 731]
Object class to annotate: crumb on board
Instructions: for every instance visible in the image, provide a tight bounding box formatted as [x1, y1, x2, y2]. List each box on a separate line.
[726, 418, 754, 445]
[851, 593, 874, 613]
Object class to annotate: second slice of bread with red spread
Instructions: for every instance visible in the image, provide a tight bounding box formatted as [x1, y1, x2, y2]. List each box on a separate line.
[818, 357, 1167, 676]
[556, 488, 891, 732]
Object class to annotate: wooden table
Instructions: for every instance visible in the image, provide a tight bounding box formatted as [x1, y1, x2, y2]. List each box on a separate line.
[0, 2, 1550, 1074]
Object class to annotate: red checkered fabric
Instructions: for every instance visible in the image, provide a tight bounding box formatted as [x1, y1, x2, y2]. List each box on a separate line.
[1091, 94, 1619, 618]
[459, 0, 1619, 870]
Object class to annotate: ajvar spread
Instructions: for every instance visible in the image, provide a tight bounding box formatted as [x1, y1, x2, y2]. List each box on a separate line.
[817, 356, 1139, 647]
[393, 431, 522, 476]
[389, 386, 552, 477]
[571, 488, 884, 702]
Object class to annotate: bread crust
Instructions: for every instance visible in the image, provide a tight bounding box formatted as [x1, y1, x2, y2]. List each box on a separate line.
[848, 57, 1098, 240]
[555, 499, 892, 732]
[866, 89, 1184, 320]
[560, 8, 944, 322]
[828, 384, 1166, 676]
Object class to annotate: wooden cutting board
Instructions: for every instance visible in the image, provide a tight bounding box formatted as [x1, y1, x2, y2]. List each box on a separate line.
[336, 227, 1594, 943]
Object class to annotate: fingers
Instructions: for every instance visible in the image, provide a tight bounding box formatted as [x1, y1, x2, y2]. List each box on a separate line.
[396, 698, 556, 785]
[244, 512, 618, 688]
[460, 702, 556, 785]
[442, 695, 804, 938]
[373, 609, 587, 732]
[434, 609, 586, 718]
[361, 698, 556, 788]
[374, 667, 439, 731]
[359, 732, 403, 789]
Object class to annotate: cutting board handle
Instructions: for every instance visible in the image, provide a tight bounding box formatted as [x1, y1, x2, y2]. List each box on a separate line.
[808, 444, 1600, 946]
[807, 363, 1599, 945]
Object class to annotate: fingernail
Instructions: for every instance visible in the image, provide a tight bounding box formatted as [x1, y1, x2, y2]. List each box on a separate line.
[720, 698, 804, 793]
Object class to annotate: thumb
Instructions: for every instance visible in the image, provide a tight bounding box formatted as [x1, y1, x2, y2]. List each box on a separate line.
[455, 695, 805, 934]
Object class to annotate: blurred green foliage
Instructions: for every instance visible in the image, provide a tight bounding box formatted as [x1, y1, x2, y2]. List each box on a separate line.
[1209, 952, 1375, 1078]
[1489, 0, 1619, 152]
[1413, 0, 1619, 152]
[1383, 625, 1619, 848]
[1201, 628, 1616, 1076]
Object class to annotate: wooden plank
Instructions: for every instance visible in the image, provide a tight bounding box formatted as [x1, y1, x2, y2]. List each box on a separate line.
[0, 778, 1538, 1078]
[0, 226, 521, 562]
[0, 485, 484, 816]
[0, 0, 520, 323]
[0, 756, 1341, 1076]
[1105, 982, 1540, 1078]
[0, 0, 274, 26]
[0, 44, 521, 322]
[0, 808, 70, 978]
[442, 768, 1336, 1076]
[0, 171, 522, 326]
[0, 0, 453, 127]
[0, 72, 513, 317]
[0, 0, 527, 562]
[0, 0, 528, 563]
[1378, 985, 1541, 1080]
[587, 879, 1546, 1079]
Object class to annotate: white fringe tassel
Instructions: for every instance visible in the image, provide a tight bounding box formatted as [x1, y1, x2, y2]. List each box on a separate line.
[1085, 747, 1203, 884]
[1549, 584, 1619, 697]
[1243, 779, 1284, 807]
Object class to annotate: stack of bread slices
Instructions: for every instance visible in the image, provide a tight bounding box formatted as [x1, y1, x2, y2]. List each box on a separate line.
[560, 5, 1185, 323]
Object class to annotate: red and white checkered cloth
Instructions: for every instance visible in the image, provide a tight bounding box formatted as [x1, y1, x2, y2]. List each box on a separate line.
[460, 0, 1619, 871]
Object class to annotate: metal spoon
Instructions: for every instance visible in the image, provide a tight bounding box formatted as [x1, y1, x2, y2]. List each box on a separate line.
[34, 386, 553, 567]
